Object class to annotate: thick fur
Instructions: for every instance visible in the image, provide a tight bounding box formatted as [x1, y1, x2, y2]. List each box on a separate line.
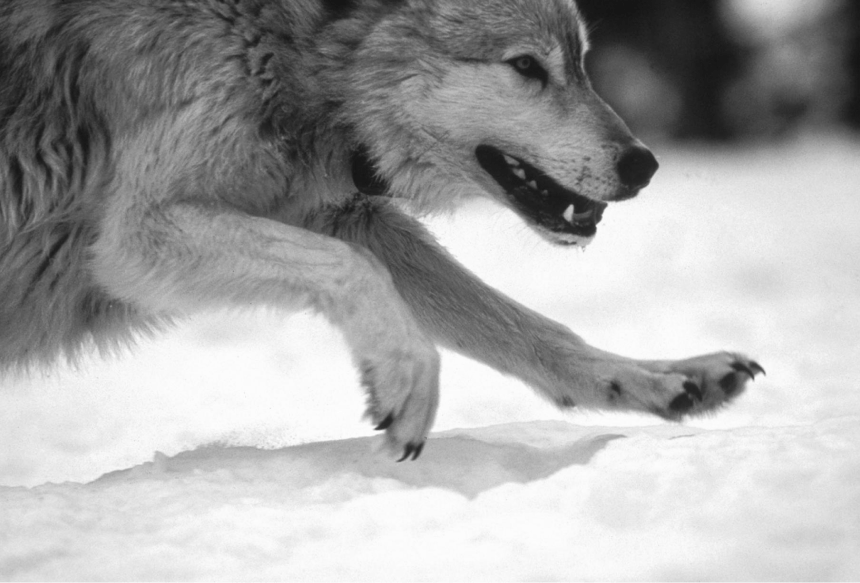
[0, 0, 761, 459]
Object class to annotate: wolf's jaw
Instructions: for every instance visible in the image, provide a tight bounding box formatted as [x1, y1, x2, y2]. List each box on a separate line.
[475, 145, 606, 245]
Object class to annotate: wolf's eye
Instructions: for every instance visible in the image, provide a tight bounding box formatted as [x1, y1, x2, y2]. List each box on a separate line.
[508, 55, 548, 86]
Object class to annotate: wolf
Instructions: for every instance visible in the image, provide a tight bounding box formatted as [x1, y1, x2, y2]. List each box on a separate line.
[0, 0, 763, 460]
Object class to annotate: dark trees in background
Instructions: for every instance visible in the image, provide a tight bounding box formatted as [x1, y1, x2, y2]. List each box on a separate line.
[846, 2, 860, 129]
[577, 0, 741, 140]
[577, 0, 859, 141]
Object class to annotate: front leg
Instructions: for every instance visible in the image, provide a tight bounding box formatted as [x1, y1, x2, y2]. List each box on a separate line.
[310, 196, 763, 419]
[94, 200, 439, 460]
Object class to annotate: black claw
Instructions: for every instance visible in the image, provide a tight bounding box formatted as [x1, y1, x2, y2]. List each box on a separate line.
[749, 361, 767, 377]
[730, 362, 755, 378]
[669, 392, 695, 414]
[731, 360, 766, 379]
[683, 381, 703, 401]
[397, 442, 424, 462]
[411, 442, 425, 460]
[375, 413, 394, 431]
[395, 442, 426, 462]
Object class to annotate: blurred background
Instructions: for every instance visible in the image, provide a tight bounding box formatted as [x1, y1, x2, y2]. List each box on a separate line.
[577, 0, 859, 141]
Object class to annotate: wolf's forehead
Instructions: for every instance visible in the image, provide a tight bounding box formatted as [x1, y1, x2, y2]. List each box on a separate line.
[433, 0, 589, 77]
[541, 0, 590, 74]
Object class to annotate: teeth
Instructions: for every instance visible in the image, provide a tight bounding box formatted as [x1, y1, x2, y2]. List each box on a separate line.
[562, 204, 595, 224]
[563, 205, 575, 223]
[503, 155, 519, 167]
[527, 180, 538, 190]
[513, 167, 526, 180]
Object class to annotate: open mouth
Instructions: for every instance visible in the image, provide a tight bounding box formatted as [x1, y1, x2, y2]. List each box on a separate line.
[475, 145, 607, 244]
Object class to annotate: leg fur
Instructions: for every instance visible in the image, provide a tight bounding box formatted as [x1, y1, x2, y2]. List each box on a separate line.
[92, 194, 439, 457]
[308, 196, 764, 418]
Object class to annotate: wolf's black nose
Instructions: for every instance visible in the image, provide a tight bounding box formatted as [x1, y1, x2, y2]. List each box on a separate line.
[617, 145, 659, 190]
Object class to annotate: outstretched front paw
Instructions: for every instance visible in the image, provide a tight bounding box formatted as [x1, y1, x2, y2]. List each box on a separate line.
[569, 351, 765, 420]
[652, 352, 765, 419]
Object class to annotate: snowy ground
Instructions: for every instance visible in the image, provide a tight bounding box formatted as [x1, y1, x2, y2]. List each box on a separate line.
[2, 133, 859, 580]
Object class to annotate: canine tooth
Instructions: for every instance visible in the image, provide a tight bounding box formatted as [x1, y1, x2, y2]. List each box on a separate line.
[503, 154, 518, 167]
[563, 204, 575, 223]
[513, 168, 526, 180]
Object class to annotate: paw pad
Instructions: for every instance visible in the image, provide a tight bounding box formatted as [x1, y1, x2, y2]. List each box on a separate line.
[669, 393, 693, 413]
[683, 381, 703, 401]
[670, 381, 703, 414]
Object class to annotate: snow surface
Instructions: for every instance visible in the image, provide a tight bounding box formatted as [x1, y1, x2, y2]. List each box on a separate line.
[2, 134, 860, 580]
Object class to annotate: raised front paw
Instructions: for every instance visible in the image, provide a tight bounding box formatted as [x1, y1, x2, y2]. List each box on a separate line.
[360, 344, 440, 462]
[648, 352, 765, 419]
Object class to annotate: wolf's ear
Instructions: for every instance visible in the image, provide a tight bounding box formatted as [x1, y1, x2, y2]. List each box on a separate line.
[351, 146, 390, 196]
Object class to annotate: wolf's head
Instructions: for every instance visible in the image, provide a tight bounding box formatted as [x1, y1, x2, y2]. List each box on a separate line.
[342, 0, 658, 246]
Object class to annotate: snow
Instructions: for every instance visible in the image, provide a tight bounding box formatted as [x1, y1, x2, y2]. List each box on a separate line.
[2, 134, 860, 580]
